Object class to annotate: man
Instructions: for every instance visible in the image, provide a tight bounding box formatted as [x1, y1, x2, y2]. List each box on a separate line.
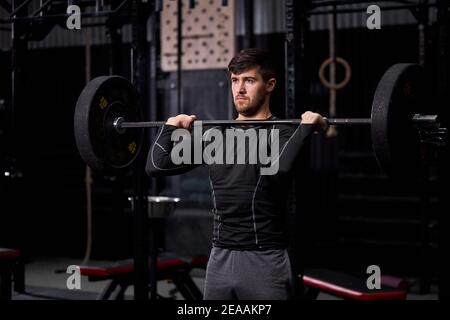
[146, 48, 327, 299]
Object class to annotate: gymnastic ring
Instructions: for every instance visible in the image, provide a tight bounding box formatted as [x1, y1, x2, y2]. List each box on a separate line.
[318, 57, 352, 90]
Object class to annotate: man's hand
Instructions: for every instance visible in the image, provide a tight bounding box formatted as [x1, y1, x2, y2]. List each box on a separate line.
[301, 111, 328, 132]
[166, 114, 197, 129]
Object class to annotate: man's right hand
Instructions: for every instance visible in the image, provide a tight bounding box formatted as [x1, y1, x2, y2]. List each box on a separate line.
[166, 114, 197, 129]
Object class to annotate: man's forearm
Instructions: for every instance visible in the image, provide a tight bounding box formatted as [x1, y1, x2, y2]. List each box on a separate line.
[146, 124, 196, 176]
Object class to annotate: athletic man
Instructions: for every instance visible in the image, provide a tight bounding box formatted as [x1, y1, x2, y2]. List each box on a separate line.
[147, 48, 327, 299]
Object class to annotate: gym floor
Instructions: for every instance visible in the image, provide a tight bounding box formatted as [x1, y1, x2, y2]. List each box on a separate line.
[11, 256, 205, 300]
[11, 256, 438, 300]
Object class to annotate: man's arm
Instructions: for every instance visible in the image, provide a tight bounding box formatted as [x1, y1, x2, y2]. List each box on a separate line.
[146, 114, 200, 177]
[273, 112, 327, 175]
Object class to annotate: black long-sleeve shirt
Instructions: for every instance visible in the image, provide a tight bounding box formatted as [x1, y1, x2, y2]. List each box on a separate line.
[146, 117, 315, 250]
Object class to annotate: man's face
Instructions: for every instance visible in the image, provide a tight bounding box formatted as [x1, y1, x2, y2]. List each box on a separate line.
[230, 67, 275, 117]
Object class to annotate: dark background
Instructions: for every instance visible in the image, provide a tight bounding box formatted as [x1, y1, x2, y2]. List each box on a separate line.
[0, 1, 448, 295]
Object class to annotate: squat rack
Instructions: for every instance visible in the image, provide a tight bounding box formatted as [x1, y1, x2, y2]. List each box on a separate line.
[0, 0, 159, 301]
[283, 0, 448, 300]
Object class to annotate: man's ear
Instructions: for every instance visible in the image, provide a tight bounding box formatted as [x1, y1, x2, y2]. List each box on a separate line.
[266, 78, 276, 92]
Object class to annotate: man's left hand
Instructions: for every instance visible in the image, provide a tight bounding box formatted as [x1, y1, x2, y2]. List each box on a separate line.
[301, 111, 328, 132]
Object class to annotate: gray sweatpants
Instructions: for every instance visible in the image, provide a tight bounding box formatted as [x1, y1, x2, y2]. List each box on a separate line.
[203, 247, 294, 300]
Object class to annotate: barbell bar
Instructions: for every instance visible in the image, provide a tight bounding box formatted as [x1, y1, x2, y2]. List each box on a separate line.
[113, 117, 373, 132]
[112, 115, 438, 133]
[74, 63, 446, 179]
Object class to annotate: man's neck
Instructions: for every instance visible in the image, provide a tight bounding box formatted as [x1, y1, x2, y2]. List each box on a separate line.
[237, 106, 272, 121]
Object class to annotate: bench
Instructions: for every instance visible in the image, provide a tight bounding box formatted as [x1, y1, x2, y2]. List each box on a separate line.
[0, 248, 22, 300]
[80, 255, 407, 301]
[79, 254, 208, 300]
[303, 268, 408, 300]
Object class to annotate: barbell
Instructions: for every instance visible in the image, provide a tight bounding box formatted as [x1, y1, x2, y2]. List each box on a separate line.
[73, 63, 444, 179]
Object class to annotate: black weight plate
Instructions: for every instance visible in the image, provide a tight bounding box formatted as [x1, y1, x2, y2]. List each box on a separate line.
[371, 64, 426, 180]
[74, 76, 143, 172]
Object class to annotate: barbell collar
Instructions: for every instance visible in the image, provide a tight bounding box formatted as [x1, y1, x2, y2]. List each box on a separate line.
[411, 114, 440, 129]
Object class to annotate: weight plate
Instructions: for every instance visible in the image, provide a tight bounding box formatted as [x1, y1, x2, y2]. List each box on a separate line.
[74, 76, 143, 172]
[371, 64, 426, 180]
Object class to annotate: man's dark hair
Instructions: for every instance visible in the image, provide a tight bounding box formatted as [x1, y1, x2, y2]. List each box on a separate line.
[228, 48, 277, 82]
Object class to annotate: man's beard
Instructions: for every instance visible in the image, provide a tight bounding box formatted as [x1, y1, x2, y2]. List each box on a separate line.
[234, 91, 267, 117]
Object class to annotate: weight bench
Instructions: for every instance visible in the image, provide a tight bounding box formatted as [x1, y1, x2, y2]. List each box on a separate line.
[79, 254, 208, 300]
[303, 268, 408, 300]
[0, 248, 23, 300]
